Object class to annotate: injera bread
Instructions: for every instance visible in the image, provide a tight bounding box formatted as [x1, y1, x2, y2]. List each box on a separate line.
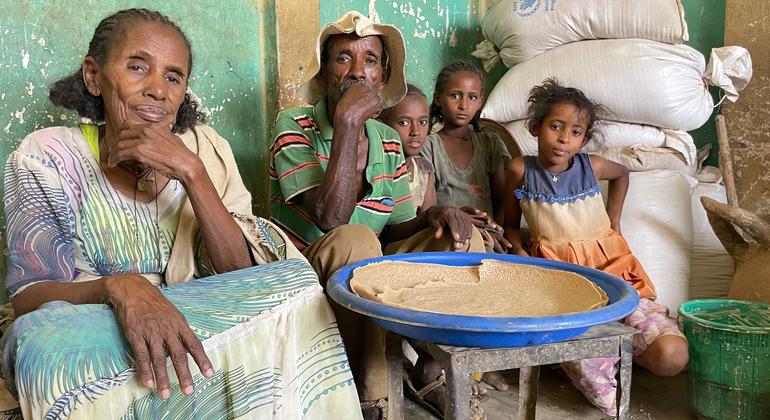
[350, 259, 608, 317]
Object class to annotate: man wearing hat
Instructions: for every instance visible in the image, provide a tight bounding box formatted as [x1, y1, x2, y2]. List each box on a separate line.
[269, 11, 483, 418]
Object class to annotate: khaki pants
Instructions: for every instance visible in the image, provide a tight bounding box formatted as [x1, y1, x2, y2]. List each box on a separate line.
[303, 224, 484, 401]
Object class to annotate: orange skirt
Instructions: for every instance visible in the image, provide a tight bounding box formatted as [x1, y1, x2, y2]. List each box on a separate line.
[531, 232, 656, 300]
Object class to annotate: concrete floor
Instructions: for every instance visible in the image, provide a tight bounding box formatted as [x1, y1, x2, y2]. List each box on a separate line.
[404, 366, 694, 419]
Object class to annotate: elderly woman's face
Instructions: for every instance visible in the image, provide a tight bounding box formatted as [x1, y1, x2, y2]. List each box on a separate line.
[87, 21, 190, 130]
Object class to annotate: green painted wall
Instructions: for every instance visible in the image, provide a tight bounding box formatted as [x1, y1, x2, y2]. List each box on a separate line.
[0, 0, 277, 301]
[682, 0, 726, 167]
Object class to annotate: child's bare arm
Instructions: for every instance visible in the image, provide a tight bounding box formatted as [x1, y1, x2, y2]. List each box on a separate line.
[491, 159, 508, 225]
[418, 173, 438, 215]
[503, 157, 528, 255]
[590, 155, 629, 233]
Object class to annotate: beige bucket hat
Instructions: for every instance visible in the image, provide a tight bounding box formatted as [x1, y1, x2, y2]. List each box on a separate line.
[299, 11, 407, 108]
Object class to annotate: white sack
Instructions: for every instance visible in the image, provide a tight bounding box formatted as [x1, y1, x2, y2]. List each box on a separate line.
[481, 0, 688, 67]
[598, 146, 696, 176]
[484, 39, 718, 131]
[690, 181, 735, 299]
[704, 46, 753, 102]
[601, 171, 695, 313]
[503, 119, 697, 166]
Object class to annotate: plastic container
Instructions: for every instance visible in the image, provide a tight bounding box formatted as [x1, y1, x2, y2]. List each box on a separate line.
[679, 299, 770, 419]
[328, 252, 639, 348]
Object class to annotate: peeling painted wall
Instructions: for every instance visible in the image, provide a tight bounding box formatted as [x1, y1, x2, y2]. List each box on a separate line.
[722, 0, 770, 217]
[275, 1, 320, 109]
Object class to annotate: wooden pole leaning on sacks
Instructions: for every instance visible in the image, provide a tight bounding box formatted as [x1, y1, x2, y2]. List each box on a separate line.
[701, 114, 770, 304]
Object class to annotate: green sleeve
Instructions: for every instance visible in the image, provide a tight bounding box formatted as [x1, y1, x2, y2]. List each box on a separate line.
[270, 115, 325, 203]
[387, 158, 417, 225]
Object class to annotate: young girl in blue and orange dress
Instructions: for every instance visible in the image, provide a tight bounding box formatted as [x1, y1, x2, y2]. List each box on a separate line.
[503, 79, 689, 416]
[423, 61, 512, 253]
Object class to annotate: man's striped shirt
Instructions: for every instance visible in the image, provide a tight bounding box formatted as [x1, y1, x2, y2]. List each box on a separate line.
[269, 99, 415, 249]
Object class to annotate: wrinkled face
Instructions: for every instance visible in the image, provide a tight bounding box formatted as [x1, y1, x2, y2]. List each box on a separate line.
[84, 21, 190, 130]
[321, 33, 388, 106]
[434, 71, 482, 129]
[530, 101, 590, 171]
[382, 95, 430, 157]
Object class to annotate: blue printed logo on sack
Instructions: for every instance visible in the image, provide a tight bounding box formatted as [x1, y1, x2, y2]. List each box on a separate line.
[512, 0, 557, 17]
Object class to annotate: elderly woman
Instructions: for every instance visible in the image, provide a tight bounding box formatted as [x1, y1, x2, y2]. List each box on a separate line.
[1, 9, 359, 419]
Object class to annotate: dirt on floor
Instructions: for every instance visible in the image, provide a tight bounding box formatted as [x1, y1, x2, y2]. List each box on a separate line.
[405, 365, 694, 420]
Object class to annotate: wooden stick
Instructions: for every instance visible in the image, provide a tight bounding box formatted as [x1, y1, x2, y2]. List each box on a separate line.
[716, 114, 739, 206]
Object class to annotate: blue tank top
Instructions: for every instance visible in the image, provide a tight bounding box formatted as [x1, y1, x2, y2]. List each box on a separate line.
[514, 153, 611, 242]
[515, 154, 600, 204]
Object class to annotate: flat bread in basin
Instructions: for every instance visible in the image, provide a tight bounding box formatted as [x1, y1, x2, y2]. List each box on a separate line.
[350, 259, 608, 317]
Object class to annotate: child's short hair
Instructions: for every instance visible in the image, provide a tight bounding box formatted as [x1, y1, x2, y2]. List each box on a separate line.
[379, 83, 428, 123]
[429, 61, 485, 132]
[526, 78, 609, 142]
[405, 83, 427, 99]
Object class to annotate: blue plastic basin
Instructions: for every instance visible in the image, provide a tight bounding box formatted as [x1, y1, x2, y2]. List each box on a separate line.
[327, 252, 640, 348]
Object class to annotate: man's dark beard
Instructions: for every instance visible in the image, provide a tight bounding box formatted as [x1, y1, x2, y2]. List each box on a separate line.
[339, 79, 372, 95]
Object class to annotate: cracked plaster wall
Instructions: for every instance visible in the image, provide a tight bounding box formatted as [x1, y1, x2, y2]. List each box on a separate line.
[722, 0, 770, 218]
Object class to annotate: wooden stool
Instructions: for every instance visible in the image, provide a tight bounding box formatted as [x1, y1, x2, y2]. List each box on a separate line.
[386, 322, 637, 420]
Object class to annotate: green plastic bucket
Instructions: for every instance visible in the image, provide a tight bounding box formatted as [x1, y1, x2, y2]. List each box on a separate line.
[679, 299, 770, 420]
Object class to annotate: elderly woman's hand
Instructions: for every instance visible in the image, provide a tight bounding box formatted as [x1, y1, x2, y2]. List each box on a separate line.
[106, 123, 204, 184]
[105, 274, 213, 399]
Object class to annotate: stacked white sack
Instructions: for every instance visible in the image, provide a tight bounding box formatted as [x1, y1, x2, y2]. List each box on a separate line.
[600, 172, 695, 313]
[505, 120, 699, 175]
[481, 39, 751, 131]
[690, 182, 735, 299]
[480, 0, 688, 67]
[483, 40, 751, 131]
